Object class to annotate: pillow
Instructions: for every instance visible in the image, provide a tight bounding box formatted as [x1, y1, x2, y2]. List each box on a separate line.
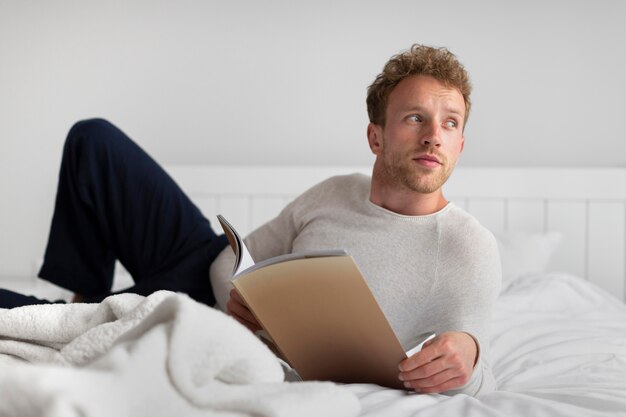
[493, 231, 562, 283]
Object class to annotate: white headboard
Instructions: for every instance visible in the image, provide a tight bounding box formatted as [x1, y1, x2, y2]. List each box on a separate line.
[165, 165, 626, 302]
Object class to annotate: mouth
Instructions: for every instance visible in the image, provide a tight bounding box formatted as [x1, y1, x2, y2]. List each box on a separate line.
[413, 154, 442, 168]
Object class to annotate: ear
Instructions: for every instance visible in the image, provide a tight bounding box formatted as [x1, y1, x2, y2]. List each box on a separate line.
[367, 123, 384, 155]
[459, 135, 465, 153]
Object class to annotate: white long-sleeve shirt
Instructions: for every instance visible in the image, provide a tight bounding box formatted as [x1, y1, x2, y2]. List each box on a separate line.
[210, 173, 501, 396]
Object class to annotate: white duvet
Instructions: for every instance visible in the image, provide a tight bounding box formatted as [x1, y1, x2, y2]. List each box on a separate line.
[348, 273, 626, 417]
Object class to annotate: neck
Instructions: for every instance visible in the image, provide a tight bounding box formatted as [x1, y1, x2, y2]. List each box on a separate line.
[369, 175, 449, 216]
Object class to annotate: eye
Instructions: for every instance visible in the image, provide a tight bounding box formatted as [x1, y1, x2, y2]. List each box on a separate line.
[407, 115, 422, 123]
[444, 120, 458, 129]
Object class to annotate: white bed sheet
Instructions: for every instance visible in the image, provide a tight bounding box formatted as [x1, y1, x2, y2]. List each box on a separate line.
[347, 273, 626, 417]
[1, 272, 625, 416]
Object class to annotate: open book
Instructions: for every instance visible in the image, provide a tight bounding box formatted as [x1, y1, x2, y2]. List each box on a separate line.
[218, 215, 430, 389]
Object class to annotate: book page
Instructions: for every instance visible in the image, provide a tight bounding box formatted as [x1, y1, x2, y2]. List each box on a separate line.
[217, 215, 255, 276]
[404, 333, 436, 357]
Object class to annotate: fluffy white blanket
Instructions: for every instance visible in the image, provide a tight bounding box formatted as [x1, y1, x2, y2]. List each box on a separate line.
[0, 291, 359, 417]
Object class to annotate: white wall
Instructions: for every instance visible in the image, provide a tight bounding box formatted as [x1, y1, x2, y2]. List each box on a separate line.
[1, 0, 625, 278]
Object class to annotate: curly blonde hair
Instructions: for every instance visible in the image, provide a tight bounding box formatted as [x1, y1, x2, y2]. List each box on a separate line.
[366, 44, 472, 127]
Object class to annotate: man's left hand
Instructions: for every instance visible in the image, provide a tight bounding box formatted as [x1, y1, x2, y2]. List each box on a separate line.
[398, 331, 477, 393]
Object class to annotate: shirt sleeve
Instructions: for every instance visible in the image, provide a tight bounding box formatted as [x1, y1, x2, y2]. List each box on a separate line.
[434, 214, 502, 396]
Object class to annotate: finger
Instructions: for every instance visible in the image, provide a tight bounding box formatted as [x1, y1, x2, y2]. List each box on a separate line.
[401, 355, 473, 394]
[230, 288, 247, 305]
[402, 346, 473, 382]
[229, 305, 262, 332]
[399, 343, 442, 372]
[227, 297, 257, 325]
[227, 294, 262, 332]
[228, 289, 258, 324]
[417, 375, 468, 394]
[399, 357, 443, 381]
[401, 332, 473, 372]
[403, 368, 459, 391]
[228, 289, 252, 313]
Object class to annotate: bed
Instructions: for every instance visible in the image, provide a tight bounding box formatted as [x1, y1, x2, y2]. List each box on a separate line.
[1, 165, 625, 417]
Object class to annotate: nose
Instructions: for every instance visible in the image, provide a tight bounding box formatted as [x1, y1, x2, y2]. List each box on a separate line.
[420, 121, 442, 148]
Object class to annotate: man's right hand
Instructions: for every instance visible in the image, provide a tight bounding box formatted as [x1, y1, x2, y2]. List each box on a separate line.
[227, 288, 262, 333]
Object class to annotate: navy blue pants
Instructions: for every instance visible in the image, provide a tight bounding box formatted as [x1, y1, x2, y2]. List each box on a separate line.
[0, 119, 227, 308]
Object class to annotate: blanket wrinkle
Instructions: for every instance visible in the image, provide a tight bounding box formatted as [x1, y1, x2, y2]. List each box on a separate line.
[0, 290, 360, 417]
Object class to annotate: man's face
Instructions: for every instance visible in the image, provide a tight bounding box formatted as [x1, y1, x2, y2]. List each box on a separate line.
[368, 75, 466, 194]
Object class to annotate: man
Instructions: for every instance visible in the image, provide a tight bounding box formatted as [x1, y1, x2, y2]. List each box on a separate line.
[210, 44, 501, 396]
[0, 44, 500, 396]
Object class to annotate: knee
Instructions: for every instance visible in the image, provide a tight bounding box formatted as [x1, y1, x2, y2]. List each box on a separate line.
[67, 118, 116, 140]
[65, 118, 124, 154]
